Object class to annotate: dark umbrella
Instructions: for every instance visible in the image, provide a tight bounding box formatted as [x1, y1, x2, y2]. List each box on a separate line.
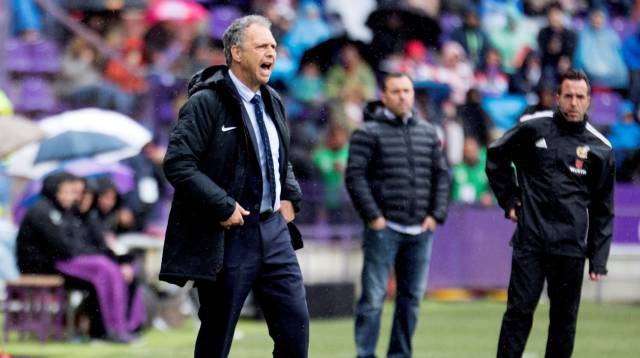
[60, 0, 147, 11]
[365, 4, 441, 47]
[299, 35, 377, 73]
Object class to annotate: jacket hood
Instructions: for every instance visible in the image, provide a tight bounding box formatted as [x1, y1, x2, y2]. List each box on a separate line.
[93, 176, 121, 213]
[363, 101, 414, 125]
[363, 101, 390, 122]
[187, 65, 228, 97]
[187, 65, 285, 109]
[41, 171, 77, 204]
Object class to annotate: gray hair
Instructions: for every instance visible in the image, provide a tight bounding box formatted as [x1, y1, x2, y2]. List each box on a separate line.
[223, 15, 272, 66]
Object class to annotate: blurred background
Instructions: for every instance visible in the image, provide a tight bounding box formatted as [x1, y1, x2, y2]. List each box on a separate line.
[0, 0, 639, 354]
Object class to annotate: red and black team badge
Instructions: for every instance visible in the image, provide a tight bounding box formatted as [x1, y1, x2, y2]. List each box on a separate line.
[575, 145, 590, 171]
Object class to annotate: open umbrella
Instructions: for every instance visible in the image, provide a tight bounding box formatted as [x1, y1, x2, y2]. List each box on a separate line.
[6, 132, 145, 179]
[38, 108, 152, 149]
[365, 4, 441, 47]
[146, 0, 208, 23]
[60, 0, 147, 11]
[35, 131, 128, 163]
[0, 116, 46, 158]
[299, 35, 377, 73]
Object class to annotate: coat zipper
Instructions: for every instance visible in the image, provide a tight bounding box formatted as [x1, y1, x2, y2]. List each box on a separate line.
[402, 123, 417, 216]
[584, 208, 589, 244]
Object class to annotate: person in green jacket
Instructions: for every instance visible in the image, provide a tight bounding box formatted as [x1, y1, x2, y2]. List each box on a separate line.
[312, 124, 350, 222]
[452, 137, 493, 207]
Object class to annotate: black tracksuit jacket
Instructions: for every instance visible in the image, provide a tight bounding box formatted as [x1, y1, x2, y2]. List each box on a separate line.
[486, 110, 615, 274]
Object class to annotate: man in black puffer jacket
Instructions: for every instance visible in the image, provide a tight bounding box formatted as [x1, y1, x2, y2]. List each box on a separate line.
[346, 72, 449, 358]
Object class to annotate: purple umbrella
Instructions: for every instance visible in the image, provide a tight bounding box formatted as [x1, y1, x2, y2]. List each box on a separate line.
[12, 160, 134, 224]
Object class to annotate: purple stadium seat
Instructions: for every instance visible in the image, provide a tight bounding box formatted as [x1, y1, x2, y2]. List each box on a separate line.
[14, 76, 57, 114]
[5, 38, 32, 73]
[589, 91, 623, 126]
[3, 81, 21, 105]
[611, 17, 637, 40]
[29, 39, 61, 74]
[439, 13, 462, 40]
[209, 5, 242, 40]
[571, 17, 586, 32]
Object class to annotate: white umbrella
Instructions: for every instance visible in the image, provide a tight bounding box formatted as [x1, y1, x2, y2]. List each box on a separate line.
[6, 108, 152, 179]
[37, 108, 152, 148]
[6, 138, 143, 179]
[0, 115, 46, 157]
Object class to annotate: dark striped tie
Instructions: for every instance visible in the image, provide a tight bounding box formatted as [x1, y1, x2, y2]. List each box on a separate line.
[251, 95, 276, 209]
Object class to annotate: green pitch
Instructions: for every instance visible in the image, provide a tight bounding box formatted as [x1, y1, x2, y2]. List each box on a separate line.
[2, 301, 639, 357]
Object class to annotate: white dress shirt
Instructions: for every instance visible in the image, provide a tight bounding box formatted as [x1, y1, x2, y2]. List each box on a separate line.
[228, 69, 281, 212]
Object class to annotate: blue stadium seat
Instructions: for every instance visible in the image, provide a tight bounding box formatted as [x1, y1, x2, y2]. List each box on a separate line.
[482, 94, 528, 130]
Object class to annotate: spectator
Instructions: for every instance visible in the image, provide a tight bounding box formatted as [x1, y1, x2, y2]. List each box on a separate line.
[10, 0, 41, 41]
[622, 24, 640, 111]
[441, 100, 465, 166]
[457, 88, 493, 147]
[16, 172, 83, 275]
[510, 50, 544, 94]
[104, 38, 148, 93]
[436, 41, 475, 104]
[290, 62, 326, 105]
[262, 2, 294, 42]
[450, 6, 489, 69]
[608, 101, 640, 181]
[574, 7, 629, 89]
[59, 37, 102, 91]
[58, 36, 134, 114]
[269, 45, 297, 88]
[452, 137, 493, 207]
[474, 47, 509, 97]
[521, 82, 557, 115]
[94, 177, 136, 234]
[282, 2, 332, 61]
[381, 40, 436, 82]
[312, 124, 350, 222]
[537, 3, 577, 81]
[120, 144, 166, 232]
[67, 178, 147, 338]
[325, 43, 376, 102]
[326, 44, 376, 130]
[488, 7, 537, 74]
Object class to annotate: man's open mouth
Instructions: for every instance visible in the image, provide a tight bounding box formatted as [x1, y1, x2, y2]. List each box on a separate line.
[260, 62, 272, 70]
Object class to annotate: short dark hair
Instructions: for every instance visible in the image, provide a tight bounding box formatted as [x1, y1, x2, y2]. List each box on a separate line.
[558, 69, 591, 94]
[545, 2, 563, 14]
[381, 72, 413, 92]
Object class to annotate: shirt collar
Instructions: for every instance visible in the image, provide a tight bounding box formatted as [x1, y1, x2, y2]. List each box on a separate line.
[228, 69, 260, 103]
[384, 108, 411, 123]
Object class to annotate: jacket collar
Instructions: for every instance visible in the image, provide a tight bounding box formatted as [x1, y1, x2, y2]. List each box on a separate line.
[553, 110, 587, 133]
[363, 100, 416, 126]
[228, 69, 260, 103]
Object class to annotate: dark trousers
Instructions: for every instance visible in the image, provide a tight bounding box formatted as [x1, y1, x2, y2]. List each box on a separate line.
[497, 250, 585, 358]
[194, 213, 309, 358]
